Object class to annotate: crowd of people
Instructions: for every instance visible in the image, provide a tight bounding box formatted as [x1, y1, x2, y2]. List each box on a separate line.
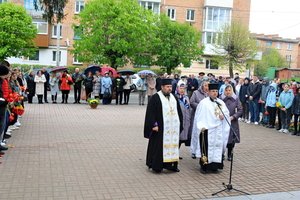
[0, 61, 26, 154]
[144, 71, 300, 174]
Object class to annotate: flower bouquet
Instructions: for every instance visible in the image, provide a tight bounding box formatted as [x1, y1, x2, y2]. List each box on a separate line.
[275, 102, 283, 108]
[87, 98, 100, 109]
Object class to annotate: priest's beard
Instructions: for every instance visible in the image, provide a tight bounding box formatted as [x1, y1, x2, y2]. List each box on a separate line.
[162, 90, 171, 97]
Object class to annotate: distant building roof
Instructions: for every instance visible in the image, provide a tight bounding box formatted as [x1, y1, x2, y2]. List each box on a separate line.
[251, 33, 300, 43]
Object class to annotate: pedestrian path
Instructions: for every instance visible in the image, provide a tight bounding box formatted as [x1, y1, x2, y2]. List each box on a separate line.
[0, 95, 299, 199]
[207, 190, 300, 200]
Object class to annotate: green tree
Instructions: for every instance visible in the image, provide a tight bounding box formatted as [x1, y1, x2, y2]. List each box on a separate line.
[255, 48, 287, 77]
[213, 21, 257, 78]
[0, 3, 37, 61]
[73, 0, 157, 69]
[152, 15, 203, 74]
[34, 0, 67, 23]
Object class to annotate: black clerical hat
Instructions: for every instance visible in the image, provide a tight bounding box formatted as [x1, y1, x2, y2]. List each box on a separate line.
[0, 65, 9, 76]
[161, 78, 173, 85]
[208, 83, 219, 90]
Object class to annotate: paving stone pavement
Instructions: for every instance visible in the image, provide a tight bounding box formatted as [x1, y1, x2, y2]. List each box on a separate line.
[0, 93, 299, 200]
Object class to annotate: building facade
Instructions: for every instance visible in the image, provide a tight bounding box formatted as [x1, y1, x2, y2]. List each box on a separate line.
[252, 33, 300, 69]
[3, 0, 251, 76]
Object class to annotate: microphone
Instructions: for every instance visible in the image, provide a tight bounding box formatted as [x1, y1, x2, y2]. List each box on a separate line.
[214, 99, 221, 106]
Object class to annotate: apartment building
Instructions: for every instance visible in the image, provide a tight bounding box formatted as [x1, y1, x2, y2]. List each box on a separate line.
[3, 0, 251, 76]
[4, 0, 83, 67]
[253, 33, 300, 69]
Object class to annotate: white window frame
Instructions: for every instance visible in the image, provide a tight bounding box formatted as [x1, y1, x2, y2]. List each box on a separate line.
[286, 55, 292, 62]
[139, 1, 160, 14]
[167, 8, 176, 21]
[276, 42, 281, 49]
[186, 9, 195, 22]
[32, 21, 48, 35]
[287, 43, 293, 50]
[52, 51, 62, 62]
[52, 24, 62, 39]
[73, 55, 82, 65]
[75, 0, 85, 14]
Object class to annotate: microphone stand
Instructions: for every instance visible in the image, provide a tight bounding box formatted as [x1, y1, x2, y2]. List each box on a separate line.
[212, 100, 250, 196]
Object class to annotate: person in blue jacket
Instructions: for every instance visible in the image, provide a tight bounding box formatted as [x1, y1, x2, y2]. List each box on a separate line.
[278, 83, 294, 133]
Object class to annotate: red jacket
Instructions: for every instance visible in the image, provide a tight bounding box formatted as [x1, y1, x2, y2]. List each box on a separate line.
[60, 75, 73, 91]
[2, 78, 11, 100]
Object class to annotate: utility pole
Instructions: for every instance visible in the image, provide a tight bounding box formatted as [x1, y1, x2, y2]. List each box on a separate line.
[56, 22, 61, 67]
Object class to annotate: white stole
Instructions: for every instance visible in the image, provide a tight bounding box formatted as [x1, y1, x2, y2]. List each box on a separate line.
[158, 91, 180, 163]
[192, 97, 230, 163]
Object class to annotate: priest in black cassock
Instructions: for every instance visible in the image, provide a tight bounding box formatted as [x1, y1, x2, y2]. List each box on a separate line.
[192, 83, 230, 174]
[144, 78, 183, 173]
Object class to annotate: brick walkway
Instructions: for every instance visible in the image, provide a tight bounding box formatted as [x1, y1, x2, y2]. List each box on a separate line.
[0, 93, 299, 199]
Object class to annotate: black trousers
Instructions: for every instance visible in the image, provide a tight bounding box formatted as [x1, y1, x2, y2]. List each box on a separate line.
[51, 94, 57, 102]
[27, 93, 34, 103]
[241, 102, 249, 120]
[37, 95, 43, 104]
[115, 91, 123, 104]
[294, 114, 300, 133]
[61, 90, 69, 103]
[267, 106, 277, 127]
[276, 107, 282, 129]
[44, 84, 48, 102]
[74, 85, 81, 103]
[123, 89, 131, 104]
[86, 87, 93, 100]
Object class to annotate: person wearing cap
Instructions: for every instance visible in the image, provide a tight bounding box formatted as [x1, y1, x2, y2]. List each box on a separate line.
[192, 83, 230, 174]
[144, 78, 183, 173]
[197, 72, 205, 87]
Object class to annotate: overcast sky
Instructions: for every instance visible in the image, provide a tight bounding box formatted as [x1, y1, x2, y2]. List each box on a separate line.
[250, 0, 300, 39]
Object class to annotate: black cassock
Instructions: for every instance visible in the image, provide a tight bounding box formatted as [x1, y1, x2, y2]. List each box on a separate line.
[144, 93, 183, 172]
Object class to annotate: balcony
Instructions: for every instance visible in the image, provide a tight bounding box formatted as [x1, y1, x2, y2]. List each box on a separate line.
[204, 0, 233, 8]
[33, 34, 49, 47]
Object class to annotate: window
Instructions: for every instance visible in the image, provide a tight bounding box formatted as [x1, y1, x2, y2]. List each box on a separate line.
[287, 43, 293, 50]
[205, 59, 219, 69]
[52, 24, 62, 38]
[32, 19, 48, 34]
[276, 42, 281, 49]
[266, 41, 272, 47]
[203, 7, 230, 44]
[73, 55, 82, 64]
[286, 55, 292, 62]
[52, 51, 61, 62]
[75, 0, 85, 14]
[186, 9, 195, 21]
[139, 1, 160, 14]
[204, 7, 230, 31]
[73, 26, 82, 40]
[25, 50, 39, 61]
[24, 0, 34, 10]
[167, 8, 176, 20]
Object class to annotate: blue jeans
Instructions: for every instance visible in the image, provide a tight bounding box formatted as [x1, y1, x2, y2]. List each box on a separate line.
[249, 99, 259, 123]
[0, 108, 7, 142]
[260, 103, 269, 124]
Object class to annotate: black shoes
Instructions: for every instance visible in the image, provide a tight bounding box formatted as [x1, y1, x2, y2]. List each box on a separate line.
[0, 146, 8, 151]
[191, 154, 196, 159]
